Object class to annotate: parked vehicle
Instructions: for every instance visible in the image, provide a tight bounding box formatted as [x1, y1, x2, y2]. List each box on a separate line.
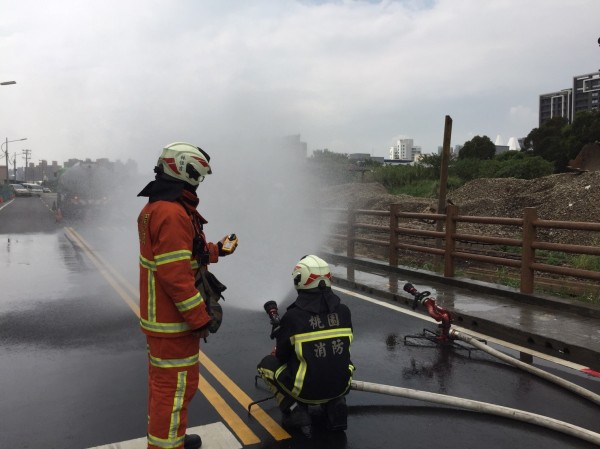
[55, 162, 114, 220]
[22, 183, 43, 197]
[9, 183, 32, 197]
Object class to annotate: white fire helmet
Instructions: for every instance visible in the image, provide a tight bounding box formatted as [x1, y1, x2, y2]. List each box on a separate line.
[156, 142, 212, 186]
[292, 255, 332, 290]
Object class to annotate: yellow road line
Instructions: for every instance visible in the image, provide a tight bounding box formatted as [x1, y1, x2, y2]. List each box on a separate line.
[65, 226, 290, 443]
[65, 227, 140, 315]
[198, 374, 260, 445]
[199, 351, 291, 440]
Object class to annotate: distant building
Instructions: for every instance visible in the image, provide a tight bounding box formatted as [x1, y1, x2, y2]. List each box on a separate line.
[507, 137, 521, 151]
[389, 137, 422, 161]
[573, 71, 600, 117]
[539, 89, 572, 126]
[348, 153, 384, 165]
[348, 153, 370, 162]
[539, 70, 599, 127]
[495, 135, 519, 154]
[284, 134, 308, 159]
[439, 145, 462, 155]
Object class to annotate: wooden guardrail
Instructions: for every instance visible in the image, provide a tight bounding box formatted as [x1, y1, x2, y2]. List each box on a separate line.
[325, 204, 600, 294]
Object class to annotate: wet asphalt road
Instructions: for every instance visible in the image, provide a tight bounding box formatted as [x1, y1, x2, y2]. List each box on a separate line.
[1, 196, 600, 449]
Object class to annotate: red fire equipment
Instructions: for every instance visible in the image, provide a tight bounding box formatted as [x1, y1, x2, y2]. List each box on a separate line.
[403, 283, 453, 342]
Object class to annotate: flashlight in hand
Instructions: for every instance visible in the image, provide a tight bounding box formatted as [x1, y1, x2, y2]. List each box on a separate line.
[264, 300, 281, 339]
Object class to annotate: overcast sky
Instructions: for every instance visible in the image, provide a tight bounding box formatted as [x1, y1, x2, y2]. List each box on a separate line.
[1, 0, 599, 167]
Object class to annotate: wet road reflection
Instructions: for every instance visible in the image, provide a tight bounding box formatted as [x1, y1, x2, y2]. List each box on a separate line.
[1, 198, 600, 448]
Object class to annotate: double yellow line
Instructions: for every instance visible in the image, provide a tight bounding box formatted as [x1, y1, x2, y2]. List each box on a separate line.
[64, 226, 291, 445]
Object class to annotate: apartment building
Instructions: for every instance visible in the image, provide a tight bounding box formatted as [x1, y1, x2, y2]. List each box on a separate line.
[539, 70, 600, 126]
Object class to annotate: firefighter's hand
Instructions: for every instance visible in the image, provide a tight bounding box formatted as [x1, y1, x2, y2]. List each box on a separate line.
[193, 325, 210, 340]
[218, 234, 238, 256]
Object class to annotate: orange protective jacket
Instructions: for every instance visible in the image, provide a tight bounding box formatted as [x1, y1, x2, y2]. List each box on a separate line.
[137, 194, 218, 338]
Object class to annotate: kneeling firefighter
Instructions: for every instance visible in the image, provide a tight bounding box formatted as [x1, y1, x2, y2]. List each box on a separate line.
[137, 142, 238, 449]
[257, 255, 354, 437]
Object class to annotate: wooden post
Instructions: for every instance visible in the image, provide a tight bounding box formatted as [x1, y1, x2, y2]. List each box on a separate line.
[521, 207, 538, 294]
[444, 204, 458, 277]
[436, 115, 453, 217]
[389, 203, 400, 266]
[435, 115, 453, 271]
[347, 206, 355, 260]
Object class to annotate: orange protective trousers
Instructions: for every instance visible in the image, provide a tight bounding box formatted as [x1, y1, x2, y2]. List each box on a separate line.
[146, 334, 200, 449]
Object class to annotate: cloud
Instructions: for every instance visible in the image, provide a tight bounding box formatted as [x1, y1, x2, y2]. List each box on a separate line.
[0, 0, 599, 164]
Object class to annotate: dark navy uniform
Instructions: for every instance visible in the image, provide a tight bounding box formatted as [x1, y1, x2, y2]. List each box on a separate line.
[258, 288, 354, 409]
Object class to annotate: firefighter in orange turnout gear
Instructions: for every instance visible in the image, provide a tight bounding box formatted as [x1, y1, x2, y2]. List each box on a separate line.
[137, 142, 237, 449]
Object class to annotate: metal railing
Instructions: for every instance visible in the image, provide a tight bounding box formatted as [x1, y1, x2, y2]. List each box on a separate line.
[325, 204, 600, 294]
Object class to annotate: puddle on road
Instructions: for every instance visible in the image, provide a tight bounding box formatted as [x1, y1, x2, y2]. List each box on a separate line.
[0, 230, 141, 351]
[0, 231, 89, 308]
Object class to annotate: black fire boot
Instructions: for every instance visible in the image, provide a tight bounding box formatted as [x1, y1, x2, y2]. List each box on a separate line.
[325, 396, 348, 431]
[184, 434, 202, 449]
[281, 402, 312, 438]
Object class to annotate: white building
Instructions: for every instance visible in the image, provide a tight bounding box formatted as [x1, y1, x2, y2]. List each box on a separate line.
[496, 135, 521, 152]
[389, 137, 422, 161]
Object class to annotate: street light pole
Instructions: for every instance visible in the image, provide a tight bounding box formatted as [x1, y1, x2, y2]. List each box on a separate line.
[2, 138, 27, 184]
[1, 80, 19, 184]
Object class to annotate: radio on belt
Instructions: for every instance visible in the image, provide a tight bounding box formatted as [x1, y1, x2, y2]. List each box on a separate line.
[221, 234, 238, 254]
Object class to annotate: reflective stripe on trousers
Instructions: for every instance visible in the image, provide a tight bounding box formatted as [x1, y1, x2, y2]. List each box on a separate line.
[147, 334, 200, 449]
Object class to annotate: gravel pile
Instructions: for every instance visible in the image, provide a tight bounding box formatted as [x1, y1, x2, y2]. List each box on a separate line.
[323, 172, 600, 245]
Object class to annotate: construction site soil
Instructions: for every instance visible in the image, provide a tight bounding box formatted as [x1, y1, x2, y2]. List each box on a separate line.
[322, 171, 600, 245]
[321, 172, 600, 298]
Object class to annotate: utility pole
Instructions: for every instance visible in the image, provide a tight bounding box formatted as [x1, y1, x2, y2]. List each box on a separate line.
[22, 149, 31, 182]
[12, 153, 16, 182]
[2, 137, 27, 184]
[1, 81, 17, 184]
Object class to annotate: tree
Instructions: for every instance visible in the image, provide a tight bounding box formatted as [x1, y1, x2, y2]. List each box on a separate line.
[417, 152, 455, 179]
[458, 135, 496, 160]
[563, 110, 600, 161]
[522, 117, 568, 170]
[308, 149, 355, 185]
[522, 112, 600, 173]
[493, 155, 553, 179]
[452, 158, 483, 181]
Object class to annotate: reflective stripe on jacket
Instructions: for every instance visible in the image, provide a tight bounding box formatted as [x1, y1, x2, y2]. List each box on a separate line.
[138, 200, 212, 337]
[274, 291, 354, 403]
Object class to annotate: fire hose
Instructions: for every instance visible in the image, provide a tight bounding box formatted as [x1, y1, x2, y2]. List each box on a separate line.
[403, 283, 600, 407]
[350, 380, 600, 446]
[258, 296, 600, 445]
[449, 329, 600, 407]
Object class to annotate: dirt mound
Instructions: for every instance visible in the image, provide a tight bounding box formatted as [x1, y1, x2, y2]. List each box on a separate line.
[447, 172, 600, 224]
[322, 182, 435, 212]
[324, 172, 600, 244]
